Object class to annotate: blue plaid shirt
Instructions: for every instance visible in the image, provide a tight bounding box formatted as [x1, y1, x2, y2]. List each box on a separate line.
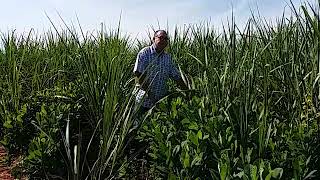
[133, 44, 181, 108]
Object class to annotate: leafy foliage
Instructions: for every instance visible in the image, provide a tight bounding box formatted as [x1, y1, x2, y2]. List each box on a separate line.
[0, 1, 320, 179]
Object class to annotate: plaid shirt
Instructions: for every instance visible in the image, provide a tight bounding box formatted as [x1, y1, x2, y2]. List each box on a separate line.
[133, 44, 181, 108]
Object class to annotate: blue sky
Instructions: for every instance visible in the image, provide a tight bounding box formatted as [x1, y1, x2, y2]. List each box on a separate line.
[0, 0, 306, 39]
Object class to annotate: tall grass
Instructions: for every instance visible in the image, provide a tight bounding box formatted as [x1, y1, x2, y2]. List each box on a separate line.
[163, 1, 319, 177]
[0, 0, 319, 179]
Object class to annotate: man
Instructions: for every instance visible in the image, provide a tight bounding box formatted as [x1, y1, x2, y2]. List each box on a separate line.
[133, 30, 188, 113]
[128, 31, 188, 178]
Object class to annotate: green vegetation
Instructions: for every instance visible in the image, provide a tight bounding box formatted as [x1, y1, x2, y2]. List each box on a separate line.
[0, 1, 319, 179]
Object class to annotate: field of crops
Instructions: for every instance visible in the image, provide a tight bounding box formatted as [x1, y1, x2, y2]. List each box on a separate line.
[0, 2, 319, 179]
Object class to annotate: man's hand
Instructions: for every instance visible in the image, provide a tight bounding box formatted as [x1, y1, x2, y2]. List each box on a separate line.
[134, 71, 149, 91]
[176, 77, 189, 91]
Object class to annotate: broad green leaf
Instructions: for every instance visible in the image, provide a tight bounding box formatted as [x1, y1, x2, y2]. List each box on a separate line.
[3, 120, 13, 129]
[189, 131, 199, 146]
[183, 151, 190, 168]
[188, 122, 198, 130]
[181, 118, 190, 124]
[271, 168, 283, 178]
[219, 163, 228, 180]
[250, 165, 258, 180]
[197, 130, 203, 140]
[203, 134, 209, 140]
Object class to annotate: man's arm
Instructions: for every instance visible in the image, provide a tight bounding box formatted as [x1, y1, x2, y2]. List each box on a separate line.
[133, 49, 150, 91]
[134, 71, 149, 91]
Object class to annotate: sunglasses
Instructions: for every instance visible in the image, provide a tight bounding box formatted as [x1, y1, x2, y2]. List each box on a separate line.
[156, 35, 169, 40]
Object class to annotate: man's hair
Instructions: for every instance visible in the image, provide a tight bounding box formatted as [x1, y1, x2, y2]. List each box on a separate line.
[153, 30, 167, 38]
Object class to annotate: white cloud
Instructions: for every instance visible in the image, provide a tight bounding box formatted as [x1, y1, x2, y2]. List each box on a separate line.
[0, 0, 308, 39]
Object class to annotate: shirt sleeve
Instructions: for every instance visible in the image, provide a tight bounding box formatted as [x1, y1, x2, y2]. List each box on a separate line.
[133, 50, 146, 74]
[169, 57, 181, 81]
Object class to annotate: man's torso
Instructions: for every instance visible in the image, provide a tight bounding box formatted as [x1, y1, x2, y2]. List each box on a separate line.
[135, 45, 174, 108]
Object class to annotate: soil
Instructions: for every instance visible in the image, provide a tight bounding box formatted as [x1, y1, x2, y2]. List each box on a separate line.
[0, 145, 26, 180]
[0, 145, 13, 180]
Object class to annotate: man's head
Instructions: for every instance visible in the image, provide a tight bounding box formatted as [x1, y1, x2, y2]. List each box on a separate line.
[153, 30, 169, 53]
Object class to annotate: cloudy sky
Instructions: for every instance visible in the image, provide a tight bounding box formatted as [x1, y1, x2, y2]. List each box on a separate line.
[0, 0, 307, 39]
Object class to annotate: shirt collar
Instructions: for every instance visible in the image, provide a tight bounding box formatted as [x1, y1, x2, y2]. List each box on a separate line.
[150, 44, 157, 54]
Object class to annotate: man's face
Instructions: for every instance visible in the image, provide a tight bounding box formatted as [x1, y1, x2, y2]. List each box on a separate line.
[153, 31, 168, 52]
